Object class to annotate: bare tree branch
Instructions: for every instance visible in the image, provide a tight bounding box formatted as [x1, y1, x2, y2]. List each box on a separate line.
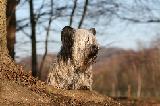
[115, 11, 160, 23]
[78, 0, 88, 28]
[115, 0, 160, 23]
[39, 0, 54, 79]
[29, 0, 37, 77]
[69, 0, 78, 26]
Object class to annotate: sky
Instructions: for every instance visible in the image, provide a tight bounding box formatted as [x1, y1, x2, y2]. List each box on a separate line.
[15, 0, 160, 60]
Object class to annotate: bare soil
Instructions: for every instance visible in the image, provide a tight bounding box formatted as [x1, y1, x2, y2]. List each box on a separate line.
[113, 97, 160, 106]
[0, 63, 121, 106]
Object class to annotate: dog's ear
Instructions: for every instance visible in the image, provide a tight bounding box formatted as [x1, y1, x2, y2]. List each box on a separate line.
[62, 26, 74, 32]
[89, 28, 96, 35]
[61, 26, 75, 46]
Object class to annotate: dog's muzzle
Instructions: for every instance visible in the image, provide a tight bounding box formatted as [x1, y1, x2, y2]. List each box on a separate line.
[90, 45, 99, 56]
[87, 44, 99, 61]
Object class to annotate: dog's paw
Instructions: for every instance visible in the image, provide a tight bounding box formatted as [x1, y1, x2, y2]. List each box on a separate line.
[78, 86, 91, 90]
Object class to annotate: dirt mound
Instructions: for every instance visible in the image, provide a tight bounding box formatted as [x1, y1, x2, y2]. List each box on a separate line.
[0, 54, 121, 105]
[0, 79, 50, 104]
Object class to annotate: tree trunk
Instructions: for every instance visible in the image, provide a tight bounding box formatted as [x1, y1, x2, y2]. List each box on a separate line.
[0, 0, 18, 77]
[0, 0, 8, 53]
[39, 0, 53, 79]
[29, 0, 37, 77]
[6, 0, 16, 59]
[78, 0, 88, 28]
[69, 0, 77, 26]
[137, 72, 141, 98]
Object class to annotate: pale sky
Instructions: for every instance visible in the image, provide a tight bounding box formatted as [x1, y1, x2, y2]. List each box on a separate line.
[15, 0, 160, 60]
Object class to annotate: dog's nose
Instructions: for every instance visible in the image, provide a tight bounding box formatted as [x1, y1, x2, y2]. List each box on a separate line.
[88, 45, 98, 58]
[91, 45, 98, 53]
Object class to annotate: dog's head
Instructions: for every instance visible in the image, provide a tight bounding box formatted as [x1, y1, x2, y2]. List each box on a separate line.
[61, 26, 99, 70]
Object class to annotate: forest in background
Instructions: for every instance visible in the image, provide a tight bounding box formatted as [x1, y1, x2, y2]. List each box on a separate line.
[93, 38, 160, 98]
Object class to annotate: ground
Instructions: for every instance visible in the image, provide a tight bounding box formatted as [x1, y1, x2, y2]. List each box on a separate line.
[0, 62, 121, 106]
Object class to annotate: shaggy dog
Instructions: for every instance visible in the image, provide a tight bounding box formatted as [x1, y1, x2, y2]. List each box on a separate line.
[47, 26, 98, 90]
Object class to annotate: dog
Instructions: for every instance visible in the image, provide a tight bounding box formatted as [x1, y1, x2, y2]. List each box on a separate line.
[47, 26, 98, 90]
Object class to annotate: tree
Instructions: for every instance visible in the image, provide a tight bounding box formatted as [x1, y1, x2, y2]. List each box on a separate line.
[0, 0, 8, 54]
[29, 0, 37, 77]
[0, 0, 18, 75]
[69, 0, 78, 26]
[78, 0, 88, 28]
[39, 0, 54, 79]
[6, 0, 17, 59]
[16, 0, 67, 78]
